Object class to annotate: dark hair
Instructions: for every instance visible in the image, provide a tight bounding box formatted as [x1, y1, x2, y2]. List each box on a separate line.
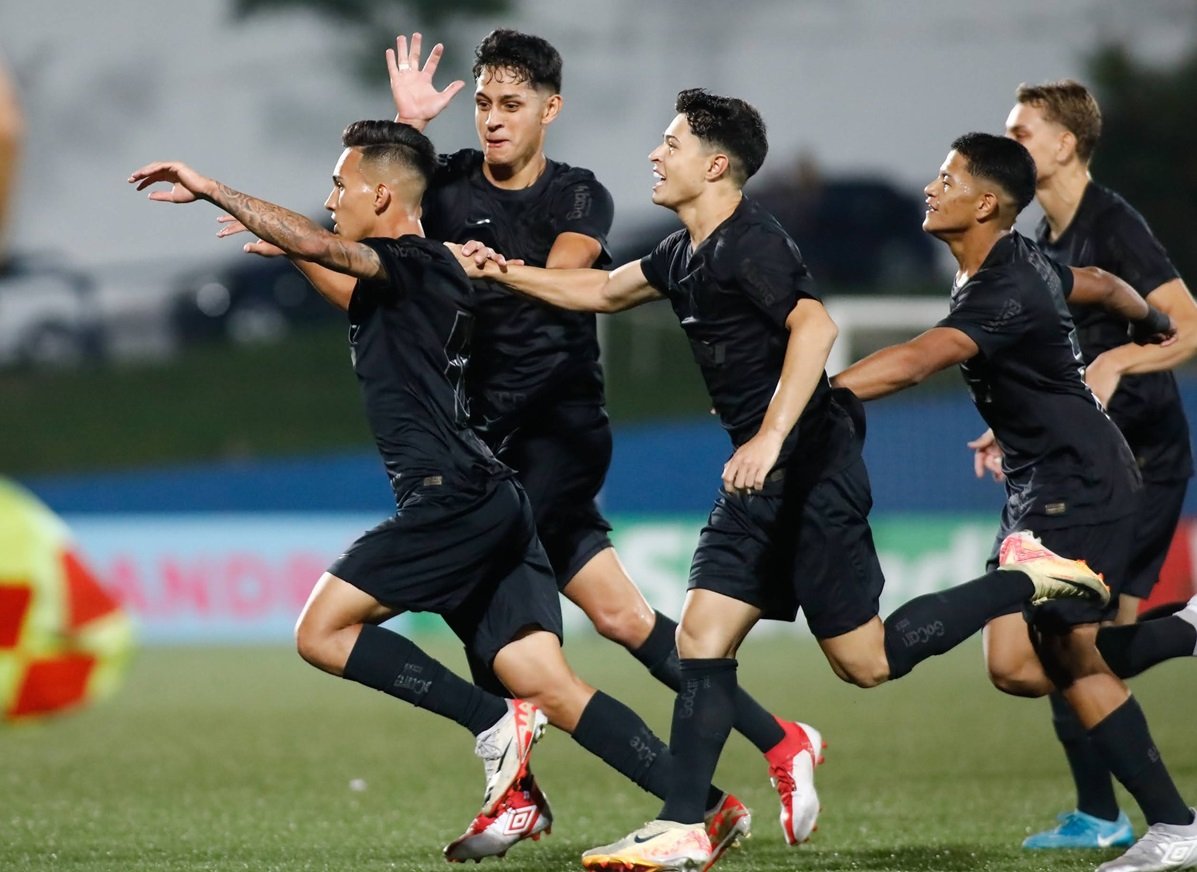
[950, 131, 1037, 215]
[341, 120, 437, 190]
[674, 88, 767, 186]
[472, 29, 562, 93]
[1016, 79, 1102, 162]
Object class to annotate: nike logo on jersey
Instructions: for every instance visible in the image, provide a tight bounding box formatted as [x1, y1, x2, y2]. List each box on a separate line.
[466, 218, 493, 226]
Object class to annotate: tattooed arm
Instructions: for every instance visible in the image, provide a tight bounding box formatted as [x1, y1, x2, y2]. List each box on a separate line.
[128, 160, 385, 282]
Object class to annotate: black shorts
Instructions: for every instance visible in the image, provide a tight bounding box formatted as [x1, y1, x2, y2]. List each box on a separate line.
[688, 452, 885, 639]
[1123, 478, 1188, 599]
[329, 478, 563, 666]
[986, 515, 1134, 631]
[493, 399, 614, 588]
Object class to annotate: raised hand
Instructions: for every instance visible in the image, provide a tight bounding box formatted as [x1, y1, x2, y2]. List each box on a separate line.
[128, 160, 214, 203]
[387, 32, 465, 129]
[216, 215, 284, 257]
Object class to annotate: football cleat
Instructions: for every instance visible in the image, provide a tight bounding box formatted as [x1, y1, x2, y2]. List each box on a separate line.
[703, 793, 751, 870]
[475, 699, 548, 816]
[766, 720, 824, 846]
[998, 531, 1110, 606]
[581, 820, 712, 872]
[1096, 809, 1197, 871]
[444, 771, 553, 863]
[1022, 809, 1134, 850]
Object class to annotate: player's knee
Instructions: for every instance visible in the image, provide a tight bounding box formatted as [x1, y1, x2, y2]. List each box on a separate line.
[293, 612, 337, 673]
[838, 658, 890, 688]
[588, 604, 653, 648]
[986, 661, 1050, 697]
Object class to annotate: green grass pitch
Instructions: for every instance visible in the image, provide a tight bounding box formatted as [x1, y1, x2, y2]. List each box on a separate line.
[2, 635, 1194, 871]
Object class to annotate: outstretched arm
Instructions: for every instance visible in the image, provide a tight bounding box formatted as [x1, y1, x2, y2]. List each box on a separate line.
[130, 160, 384, 282]
[387, 32, 465, 131]
[1069, 266, 1174, 344]
[831, 326, 979, 400]
[1084, 277, 1197, 405]
[723, 300, 838, 492]
[451, 247, 664, 312]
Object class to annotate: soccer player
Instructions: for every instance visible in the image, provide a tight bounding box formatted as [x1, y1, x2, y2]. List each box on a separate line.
[129, 121, 742, 865]
[391, 35, 821, 841]
[833, 132, 1197, 872]
[455, 92, 1114, 872]
[987, 79, 1197, 852]
[230, 28, 817, 854]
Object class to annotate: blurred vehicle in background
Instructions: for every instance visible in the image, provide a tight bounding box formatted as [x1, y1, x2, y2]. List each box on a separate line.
[0, 255, 101, 368]
[170, 254, 338, 346]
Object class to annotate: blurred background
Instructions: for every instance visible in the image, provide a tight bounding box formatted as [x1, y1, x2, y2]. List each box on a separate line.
[2, 0, 1197, 650]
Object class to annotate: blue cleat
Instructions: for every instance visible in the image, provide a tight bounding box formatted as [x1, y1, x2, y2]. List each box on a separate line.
[1023, 810, 1135, 849]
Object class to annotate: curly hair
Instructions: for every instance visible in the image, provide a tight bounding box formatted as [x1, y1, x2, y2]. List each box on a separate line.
[675, 89, 768, 185]
[472, 29, 562, 93]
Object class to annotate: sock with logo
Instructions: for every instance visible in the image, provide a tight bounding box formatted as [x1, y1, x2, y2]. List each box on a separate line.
[1089, 696, 1192, 826]
[1097, 610, 1197, 679]
[633, 611, 786, 754]
[570, 690, 724, 811]
[659, 658, 738, 825]
[343, 624, 506, 736]
[1049, 691, 1120, 820]
[883, 569, 1034, 680]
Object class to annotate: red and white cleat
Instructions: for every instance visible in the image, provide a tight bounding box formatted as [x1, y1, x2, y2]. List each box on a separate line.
[765, 720, 825, 846]
[475, 698, 548, 816]
[444, 772, 553, 863]
[703, 792, 751, 870]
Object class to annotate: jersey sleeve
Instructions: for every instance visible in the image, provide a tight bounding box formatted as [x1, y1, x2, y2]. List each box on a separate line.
[639, 230, 685, 296]
[355, 237, 435, 304]
[1097, 206, 1180, 297]
[730, 227, 820, 327]
[549, 175, 615, 263]
[937, 271, 1035, 356]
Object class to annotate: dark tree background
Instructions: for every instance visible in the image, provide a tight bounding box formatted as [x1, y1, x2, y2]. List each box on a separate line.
[231, 0, 516, 79]
[1088, 43, 1197, 284]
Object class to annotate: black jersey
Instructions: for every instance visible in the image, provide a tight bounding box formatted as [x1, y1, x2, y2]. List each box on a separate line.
[351, 236, 509, 500]
[1036, 182, 1191, 481]
[937, 232, 1140, 529]
[421, 149, 615, 433]
[640, 196, 844, 476]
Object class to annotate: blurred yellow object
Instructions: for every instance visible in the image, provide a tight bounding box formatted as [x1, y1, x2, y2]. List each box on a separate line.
[0, 477, 134, 721]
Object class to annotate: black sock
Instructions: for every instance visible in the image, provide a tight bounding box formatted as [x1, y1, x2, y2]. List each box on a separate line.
[1088, 696, 1192, 826]
[1097, 616, 1197, 679]
[1049, 691, 1119, 820]
[343, 624, 505, 736]
[571, 690, 674, 799]
[659, 659, 737, 825]
[883, 569, 1034, 680]
[634, 612, 785, 754]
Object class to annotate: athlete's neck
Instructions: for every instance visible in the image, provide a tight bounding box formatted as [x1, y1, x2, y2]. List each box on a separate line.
[947, 226, 1012, 286]
[370, 210, 423, 241]
[483, 150, 548, 190]
[678, 187, 743, 250]
[1036, 164, 1091, 243]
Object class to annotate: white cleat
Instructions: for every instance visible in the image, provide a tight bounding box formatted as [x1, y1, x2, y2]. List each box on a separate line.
[475, 699, 547, 816]
[581, 819, 712, 872]
[444, 772, 552, 863]
[1096, 809, 1197, 871]
[768, 721, 824, 846]
[998, 530, 1110, 606]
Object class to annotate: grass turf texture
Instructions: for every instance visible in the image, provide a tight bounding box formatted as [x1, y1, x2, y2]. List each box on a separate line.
[2, 636, 1194, 871]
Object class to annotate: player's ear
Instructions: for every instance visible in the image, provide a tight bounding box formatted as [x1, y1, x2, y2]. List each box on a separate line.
[541, 93, 562, 126]
[1057, 128, 1078, 164]
[374, 184, 392, 214]
[707, 152, 731, 183]
[976, 190, 1000, 223]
